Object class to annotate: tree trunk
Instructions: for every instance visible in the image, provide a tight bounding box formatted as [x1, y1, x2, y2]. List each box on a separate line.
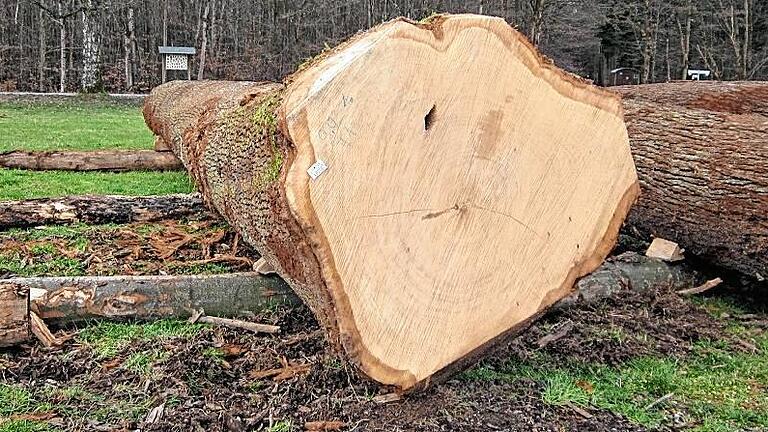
[162, 0, 168, 46]
[0, 273, 297, 346]
[557, 252, 700, 309]
[677, 0, 692, 80]
[123, 7, 135, 90]
[80, 1, 101, 93]
[26, 273, 296, 325]
[38, 5, 45, 92]
[143, 15, 639, 391]
[0, 150, 182, 171]
[58, 0, 66, 93]
[0, 257, 698, 347]
[0, 194, 214, 230]
[197, 0, 210, 80]
[616, 81, 768, 281]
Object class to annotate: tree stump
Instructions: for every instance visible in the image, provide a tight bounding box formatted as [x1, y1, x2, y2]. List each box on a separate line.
[144, 14, 639, 390]
[0, 283, 29, 347]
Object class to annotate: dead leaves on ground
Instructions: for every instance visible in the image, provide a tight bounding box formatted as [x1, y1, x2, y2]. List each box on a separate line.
[250, 356, 312, 382]
[0, 221, 256, 276]
[304, 420, 345, 431]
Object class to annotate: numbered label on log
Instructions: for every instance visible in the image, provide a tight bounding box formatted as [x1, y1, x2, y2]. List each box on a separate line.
[307, 160, 329, 180]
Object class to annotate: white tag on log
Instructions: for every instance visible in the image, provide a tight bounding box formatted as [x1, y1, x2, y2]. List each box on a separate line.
[307, 160, 328, 180]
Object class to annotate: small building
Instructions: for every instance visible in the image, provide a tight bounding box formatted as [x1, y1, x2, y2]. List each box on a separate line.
[687, 69, 711, 81]
[608, 67, 640, 86]
[158, 46, 196, 83]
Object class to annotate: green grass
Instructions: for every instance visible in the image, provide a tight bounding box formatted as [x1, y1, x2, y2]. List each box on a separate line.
[123, 350, 167, 376]
[0, 384, 56, 432]
[0, 420, 55, 432]
[0, 102, 152, 152]
[267, 420, 293, 432]
[2, 224, 96, 241]
[77, 319, 206, 358]
[0, 169, 193, 200]
[462, 331, 768, 431]
[202, 347, 225, 362]
[0, 250, 85, 277]
[0, 99, 193, 200]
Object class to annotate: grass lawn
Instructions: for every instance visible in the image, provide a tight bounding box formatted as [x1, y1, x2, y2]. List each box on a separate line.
[0, 100, 153, 152]
[0, 97, 192, 199]
[0, 169, 193, 201]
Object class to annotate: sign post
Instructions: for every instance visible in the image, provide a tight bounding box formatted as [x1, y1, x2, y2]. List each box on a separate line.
[158, 46, 197, 83]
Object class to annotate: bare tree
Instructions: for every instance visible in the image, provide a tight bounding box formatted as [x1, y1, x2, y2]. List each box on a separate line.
[80, 0, 101, 92]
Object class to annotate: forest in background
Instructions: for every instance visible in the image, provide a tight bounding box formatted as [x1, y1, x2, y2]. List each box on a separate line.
[1, 0, 766, 93]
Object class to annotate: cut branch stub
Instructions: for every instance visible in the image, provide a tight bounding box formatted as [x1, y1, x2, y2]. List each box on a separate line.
[144, 14, 639, 391]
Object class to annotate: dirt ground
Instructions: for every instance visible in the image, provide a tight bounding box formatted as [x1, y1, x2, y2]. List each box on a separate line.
[2, 223, 767, 432]
[4, 292, 679, 432]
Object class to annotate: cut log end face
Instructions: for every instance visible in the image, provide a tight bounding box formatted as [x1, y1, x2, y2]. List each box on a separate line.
[282, 15, 638, 389]
[145, 14, 639, 391]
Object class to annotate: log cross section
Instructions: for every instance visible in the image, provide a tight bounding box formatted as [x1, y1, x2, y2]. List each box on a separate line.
[144, 14, 639, 390]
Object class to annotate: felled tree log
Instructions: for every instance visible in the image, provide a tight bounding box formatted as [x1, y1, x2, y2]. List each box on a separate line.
[557, 252, 700, 309]
[617, 82, 768, 281]
[144, 15, 639, 390]
[24, 273, 296, 324]
[0, 258, 698, 348]
[0, 150, 182, 171]
[0, 194, 214, 230]
[0, 273, 297, 346]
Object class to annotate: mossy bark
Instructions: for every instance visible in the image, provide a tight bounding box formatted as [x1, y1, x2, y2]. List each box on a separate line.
[143, 81, 339, 346]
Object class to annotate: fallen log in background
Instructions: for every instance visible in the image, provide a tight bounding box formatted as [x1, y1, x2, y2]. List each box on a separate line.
[25, 273, 297, 325]
[0, 255, 699, 347]
[558, 252, 700, 309]
[0, 273, 298, 346]
[616, 82, 768, 281]
[0, 150, 182, 171]
[144, 14, 639, 390]
[0, 194, 214, 230]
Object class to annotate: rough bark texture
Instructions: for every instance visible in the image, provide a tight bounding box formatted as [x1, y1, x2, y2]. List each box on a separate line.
[142, 80, 336, 346]
[617, 82, 768, 281]
[0, 194, 213, 230]
[0, 150, 182, 171]
[0, 283, 29, 347]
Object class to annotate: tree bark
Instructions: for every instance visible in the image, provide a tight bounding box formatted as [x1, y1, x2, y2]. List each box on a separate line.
[123, 7, 136, 90]
[58, 0, 66, 93]
[0, 273, 298, 346]
[143, 15, 639, 390]
[616, 81, 768, 281]
[0, 150, 182, 171]
[80, 0, 101, 92]
[0, 257, 700, 347]
[0, 194, 214, 230]
[197, 0, 210, 81]
[558, 252, 700, 309]
[38, 4, 45, 92]
[26, 273, 297, 324]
